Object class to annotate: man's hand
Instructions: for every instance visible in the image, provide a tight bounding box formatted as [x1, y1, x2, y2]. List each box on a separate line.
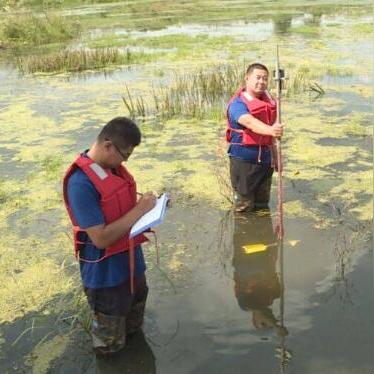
[137, 191, 157, 214]
[270, 122, 284, 138]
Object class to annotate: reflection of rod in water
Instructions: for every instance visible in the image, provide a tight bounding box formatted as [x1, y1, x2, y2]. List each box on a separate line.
[278, 238, 286, 374]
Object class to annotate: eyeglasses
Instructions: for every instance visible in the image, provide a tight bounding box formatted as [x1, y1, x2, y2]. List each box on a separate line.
[112, 142, 128, 160]
[105, 138, 132, 160]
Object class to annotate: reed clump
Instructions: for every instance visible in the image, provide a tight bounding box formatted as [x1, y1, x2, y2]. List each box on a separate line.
[122, 64, 244, 121]
[17, 47, 151, 73]
[284, 66, 325, 97]
[123, 63, 324, 120]
[153, 64, 243, 119]
[0, 12, 80, 47]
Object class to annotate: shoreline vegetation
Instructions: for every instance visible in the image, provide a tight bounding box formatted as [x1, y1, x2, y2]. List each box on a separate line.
[0, 12, 80, 47]
[0, 1, 372, 74]
[16, 47, 159, 73]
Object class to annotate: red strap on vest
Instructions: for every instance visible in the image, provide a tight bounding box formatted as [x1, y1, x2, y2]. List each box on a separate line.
[129, 238, 135, 294]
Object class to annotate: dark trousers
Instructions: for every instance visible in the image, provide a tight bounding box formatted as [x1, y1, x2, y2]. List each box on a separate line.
[84, 274, 148, 354]
[230, 157, 273, 210]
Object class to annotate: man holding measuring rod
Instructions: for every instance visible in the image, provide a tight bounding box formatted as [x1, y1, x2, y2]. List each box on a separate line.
[226, 63, 284, 212]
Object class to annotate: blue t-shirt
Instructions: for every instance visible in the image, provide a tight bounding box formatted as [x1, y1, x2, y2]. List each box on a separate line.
[227, 96, 271, 165]
[67, 167, 146, 289]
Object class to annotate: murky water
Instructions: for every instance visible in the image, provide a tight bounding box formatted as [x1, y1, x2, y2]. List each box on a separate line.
[0, 1, 372, 373]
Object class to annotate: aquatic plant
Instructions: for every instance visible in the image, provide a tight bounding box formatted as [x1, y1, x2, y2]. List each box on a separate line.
[40, 154, 64, 179]
[122, 63, 324, 120]
[123, 63, 243, 120]
[122, 84, 147, 119]
[215, 138, 234, 204]
[0, 12, 80, 47]
[291, 25, 320, 36]
[341, 122, 368, 137]
[16, 47, 156, 74]
[0, 179, 9, 204]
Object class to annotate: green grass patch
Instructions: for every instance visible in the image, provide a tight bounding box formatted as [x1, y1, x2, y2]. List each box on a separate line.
[352, 23, 373, 34]
[87, 34, 131, 49]
[133, 34, 231, 49]
[87, 33, 235, 63]
[291, 24, 320, 36]
[0, 12, 80, 47]
[16, 47, 161, 74]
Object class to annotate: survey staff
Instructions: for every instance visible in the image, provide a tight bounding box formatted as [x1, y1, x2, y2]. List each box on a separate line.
[63, 117, 156, 357]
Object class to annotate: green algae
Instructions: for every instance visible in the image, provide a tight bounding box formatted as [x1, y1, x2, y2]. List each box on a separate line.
[283, 199, 328, 225]
[29, 333, 71, 374]
[0, 2, 372, 369]
[0, 249, 74, 323]
[128, 117, 228, 209]
[281, 90, 372, 228]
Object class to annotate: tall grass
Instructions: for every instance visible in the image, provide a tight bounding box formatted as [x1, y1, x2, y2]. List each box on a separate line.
[0, 12, 80, 47]
[122, 63, 324, 121]
[153, 64, 243, 119]
[17, 47, 153, 73]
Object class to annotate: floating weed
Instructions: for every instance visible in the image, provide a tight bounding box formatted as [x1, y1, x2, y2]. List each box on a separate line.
[341, 123, 368, 137]
[28, 333, 71, 373]
[0, 254, 74, 323]
[283, 94, 372, 226]
[0, 179, 10, 204]
[284, 199, 330, 226]
[39, 154, 65, 179]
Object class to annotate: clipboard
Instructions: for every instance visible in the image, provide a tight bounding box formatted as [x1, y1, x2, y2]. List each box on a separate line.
[129, 193, 169, 238]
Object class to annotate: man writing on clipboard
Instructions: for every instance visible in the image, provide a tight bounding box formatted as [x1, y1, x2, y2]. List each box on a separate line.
[63, 117, 157, 357]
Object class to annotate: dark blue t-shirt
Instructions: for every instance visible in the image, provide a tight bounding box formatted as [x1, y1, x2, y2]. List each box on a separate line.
[227, 96, 271, 165]
[67, 167, 146, 289]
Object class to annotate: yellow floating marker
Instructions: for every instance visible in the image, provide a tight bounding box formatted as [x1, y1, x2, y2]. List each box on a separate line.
[288, 240, 300, 247]
[242, 243, 269, 254]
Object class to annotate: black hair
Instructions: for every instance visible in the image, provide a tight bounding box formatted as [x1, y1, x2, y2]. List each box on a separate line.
[97, 117, 141, 148]
[246, 63, 269, 75]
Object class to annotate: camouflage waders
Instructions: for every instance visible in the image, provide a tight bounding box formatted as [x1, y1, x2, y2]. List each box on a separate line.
[84, 274, 148, 356]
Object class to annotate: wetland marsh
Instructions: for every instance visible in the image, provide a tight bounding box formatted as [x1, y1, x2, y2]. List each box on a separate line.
[0, 1, 372, 373]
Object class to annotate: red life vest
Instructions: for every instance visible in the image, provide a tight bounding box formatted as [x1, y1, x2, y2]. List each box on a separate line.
[226, 88, 277, 146]
[63, 155, 148, 262]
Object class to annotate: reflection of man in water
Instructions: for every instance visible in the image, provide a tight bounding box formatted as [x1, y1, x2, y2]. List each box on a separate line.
[233, 210, 287, 336]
